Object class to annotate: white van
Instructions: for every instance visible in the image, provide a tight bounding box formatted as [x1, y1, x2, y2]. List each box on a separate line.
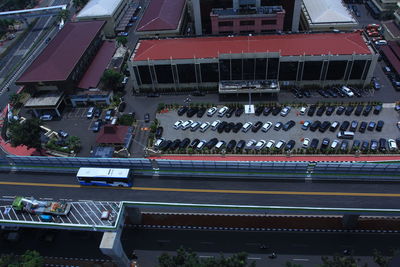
[217, 106, 228, 117]
[211, 120, 221, 130]
[215, 141, 226, 149]
[200, 122, 211, 132]
[337, 131, 355, 139]
[242, 122, 253, 132]
[261, 122, 272, 132]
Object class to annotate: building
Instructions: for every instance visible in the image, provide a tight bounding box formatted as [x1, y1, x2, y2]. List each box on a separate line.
[300, 0, 358, 31]
[76, 0, 133, 37]
[190, 0, 301, 35]
[382, 2, 400, 41]
[380, 41, 400, 78]
[96, 125, 133, 149]
[366, 0, 398, 19]
[210, 5, 285, 35]
[129, 32, 377, 94]
[136, 0, 189, 37]
[16, 21, 117, 115]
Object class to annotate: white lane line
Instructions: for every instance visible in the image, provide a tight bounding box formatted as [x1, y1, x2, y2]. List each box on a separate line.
[293, 259, 310, 261]
[3, 196, 15, 198]
[248, 257, 261, 260]
[68, 209, 80, 224]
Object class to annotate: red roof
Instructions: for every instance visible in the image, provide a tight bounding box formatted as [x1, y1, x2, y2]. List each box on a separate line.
[132, 32, 371, 61]
[136, 0, 185, 32]
[17, 21, 106, 84]
[381, 43, 400, 75]
[96, 125, 130, 144]
[77, 40, 116, 89]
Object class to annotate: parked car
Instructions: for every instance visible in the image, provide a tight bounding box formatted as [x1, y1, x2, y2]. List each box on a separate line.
[310, 138, 319, 149]
[359, 121, 367, 133]
[236, 140, 246, 150]
[211, 120, 221, 130]
[144, 113, 150, 123]
[370, 139, 378, 151]
[170, 139, 181, 151]
[217, 121, 228, 133]
[302, 121, 311, 130]
[155, 127, 163, 138]
[354, 105, 363, 116]
[361, 141, 369, 151]
[105, 109, 114, 121]
[316, 106, 326, 116]
[255, 140, 267, 150]
[341, 86, 354, 97]
[283, 120, 295, 131]
[225, 107, 235, 118]
[275, 140, 286, 150]
[58, 130, 68, 138]
[235, 107, 244, 117]
[285, 140, 295, 151]
[226, 140, 237, 151]
[352, 140, 361, 150]
[218, 106, 229, 117]
[310, 120, 321, 132]
[329, 121, 340, 132]
[261, 122, 273, 132]
[340, 121, 350, 131]
[173, 120, 184, 129]
[186, 107, 199, 118]
[263, 107, 272, 116]
[363, 105, 372, 116]
[255, 106, 264, 116]
[345, 106, 355, 116]
[271, 106, 282, 116]
[205, 138, 218, 149]
[232, 122, 243, 133]
[181, 120, 193, 130]
[94, 108, 102, 118]
[299, 106, 307, 115]
[331, 139, 340, 150]
[321, 138, 330, 150]
[179, 138, 190, 149]
[319, 121, 331, 133]
[86, 107, 95, 119]
[196, 140, 207, 150]
[177, 106, 188, 116]
[376, 120, 384, 131]
[215, 140, 226, 150]
[245, 140, 257, 150]
[307, 105, 316, 116]
[206, 107, 218, 117]
[280, 106, 291, 117]
[379, 138, 387, 151]
[388, 139, 398, 151]
[373, 105, 382, 115]
[302, 138, 310, 148]
[325, 106, 335, 116]
[91, 119, 102, 132]
[242, 122, 253, 132]
[199, 122, 211, 132]
[252, 121, 263, 133]
[190, 121, 201, 132]
[189, 139, 200, 148]
[367, 121, 376, 131]
[224, 122, 235, 133]
[340, 140, 349, 151]
[349, 120, 358, 132]
[154, 138, 165, 149]
[336, 106, 345, 115]
[197, 107, 206, 118]
[274, 122, 283, 131]
[265, 140, 275, 149]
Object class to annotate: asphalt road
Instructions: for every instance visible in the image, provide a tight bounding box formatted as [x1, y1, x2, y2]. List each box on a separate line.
[2, 172, 400, 211]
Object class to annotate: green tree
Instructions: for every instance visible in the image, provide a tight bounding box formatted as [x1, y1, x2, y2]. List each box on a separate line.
[57, 9, 70, 23]
[158, 247, 255, 267]
[320, 255, 367, 267]
[116, 36, 128, 47]
[0, 250, 43, 266]
[101, 69, 123, 89]
[8, 118, 42, 150]
[9, 93, 22, 106]
[66, 136, 81, 152]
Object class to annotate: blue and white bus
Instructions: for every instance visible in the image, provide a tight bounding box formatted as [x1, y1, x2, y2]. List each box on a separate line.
[76, 168, 133, 187]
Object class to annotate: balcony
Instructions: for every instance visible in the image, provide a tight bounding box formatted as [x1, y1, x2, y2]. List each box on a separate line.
[212, 6, 283, 18]
[219, 80, 280, 94]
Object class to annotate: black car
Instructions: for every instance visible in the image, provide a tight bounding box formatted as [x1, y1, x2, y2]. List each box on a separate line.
[263, 107, 272, 116]
[302, 89, 311, 98]
[334, 87, 345, 97]
[318, 89, 329, 98]
[352, 140, 361, 150]
[359, 121, 367, 133]
[186, 107, 198, 118]
[345, 106, 354, 116]
[94, 108, 102, 118]
[177, 106, 188, 116]
[271, 106, 282, 116]
[283, 120, 296, 131]
[326, 89, 337, 98]
[361, 141, 369, 151]
[225, 107, 235, 118]
[310, 138, 319, 149]
[284, 140, 296, 151]
[367, 121, 376, 131]
[197, 107, 206, 118]
[363, 105, 372, 116]
[160, 140, 172, 151]
[319, 121, 331, 133]
[354, 105, 363, 116]
[321, 138, 330, 150]
[340, 121, 350, 131]
[336, 106, 345, 115]
[376, 120, 384, 131]
[396, 138, 400, 149]
[316, 106, 326, 116]
[236, 140, 246, 150]
[118, 102, 126, 112]
[92, 119, 102, 132]
[349, 120, 358, 132]
[224, 122, 235, 133]
[307, 105, 317, 116]
[340, 140, 349, 151]
[329, 121, 340, 132]
[373, 105, 382, 115]
[189, 139, 200, 148]
[206, 138, 219, 149]
[352, 88, 362, 97]
[235, 107, 244, 117]
[325, 106, 335, 116]
[232, 122, 243, 133]
[169, 139, 181, 151]
[144, 113, 150, 122]
[217, 121, 227, 133]
[179, 138, 190, 149]
[252, 121, 263, 132]
[226, 140, 237, 151]
[379, 138, 387, 151]
[255, 106, 264, 116]
[310, 120, 321, 132]
[155, 127, 163, 138]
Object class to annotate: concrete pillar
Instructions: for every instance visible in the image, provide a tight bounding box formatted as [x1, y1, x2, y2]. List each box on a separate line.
[342, 214, 359, 229]
[233, 0, 239, 10]
[291, 0, 302, 32]
[100, 231, 130, 267]
[191, 0, 202, 35]
[256, 0, 261, 8]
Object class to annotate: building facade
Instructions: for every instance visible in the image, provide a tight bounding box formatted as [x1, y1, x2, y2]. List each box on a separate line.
[129, 32, 378, 94]
[210, 6, 285, 35]
[367, 0, 398, 19]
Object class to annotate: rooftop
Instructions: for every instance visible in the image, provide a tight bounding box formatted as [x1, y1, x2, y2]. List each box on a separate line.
[302, 0, 356, 24]
[76, 0, 123, 18]
[25, 92, 64, 107]
[212, 6, 283, 16]
[136, 0, 186, 32]
[383, 20, 400, 38]
[17, 21, 105, 84]
[132, 32, 371, 61]
[96, 125, 133, 147]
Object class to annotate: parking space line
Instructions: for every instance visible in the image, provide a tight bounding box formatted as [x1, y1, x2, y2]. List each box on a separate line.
[77, 202, 97, 225]
[11, 209, 19, 221]
[68, 208, 81, 224]
[106, 202, 118, 213]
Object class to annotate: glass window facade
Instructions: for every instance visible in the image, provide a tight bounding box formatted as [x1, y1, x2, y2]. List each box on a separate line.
[219, 59, 230, 80]
[219, 21, 233, 27]
[243, 59, 255, 80]
[267, 58, 279, 80]
[177, 64, 196, 83]
[326, 61, 347, 80]
[262, 20, 277, 25]
[240, 20, 255, 26]
[279, 61, 298, 81]
[133, 66, 141, 85]
[349, 60, 366, 80]
[155, 65, 174, 83]
[201, 63, 219, 82]
[302, 61, 322, 80]
[231, 59, 242, 80]
[138, 66, 152, 84]
[255, 58, 266, 80]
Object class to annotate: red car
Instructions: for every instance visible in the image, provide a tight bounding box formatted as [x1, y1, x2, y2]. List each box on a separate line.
[372, 36, 383, 42]
[367, 31, 380, 37]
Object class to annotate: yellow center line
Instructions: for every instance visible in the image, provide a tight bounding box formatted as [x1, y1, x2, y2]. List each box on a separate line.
[0, 181, 399, 197]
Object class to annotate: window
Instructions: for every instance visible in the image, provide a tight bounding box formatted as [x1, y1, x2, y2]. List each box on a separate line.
[220, 31, 233, 34]
[326, 61, 347, 80]
[255, 58, 266, 80]
[218, 21, 233, 27]
[243, 59, 255, 80]
[362, 60, 371, 80]
[350, 60, 366, 80]
[279, 61, 298, 81]
[201, 63, 219, 82]
[267, 58, 279, 80]
[138, 66, 152, 84]
[231, 59, 242, 80]
[219, 60, 231, 80]
[177, 64, 196, 83]
[261, 29, 276, 33]
[302, 61, 323, 80]
[155, 65, 174, 83]
[262, 20, 277, 25]
[133, 67, 141, 85]
[240, 20, 255, 26]
[240, 30, 255, 34]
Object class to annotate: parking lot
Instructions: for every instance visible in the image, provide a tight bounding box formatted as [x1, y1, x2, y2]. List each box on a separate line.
[156, 103, 400, 153]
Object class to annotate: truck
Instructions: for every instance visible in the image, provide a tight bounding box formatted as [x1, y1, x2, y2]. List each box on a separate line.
[12, 196, 71, 216]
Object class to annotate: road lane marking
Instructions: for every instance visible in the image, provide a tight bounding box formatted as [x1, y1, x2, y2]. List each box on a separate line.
[0, 181, 400, 198]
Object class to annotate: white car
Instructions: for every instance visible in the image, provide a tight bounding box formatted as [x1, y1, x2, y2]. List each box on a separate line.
[211, 120, 221, 130]
[217, 106, 229, 117]
[181, 120, 193, 130]
[200, 122, 211, 132]
[173, 120, 184, 129]
[154, 138, 165, 148]
[341, 86, 354, 97]
[299, 106, 307, 115]
[302, 138, 310, 148]
[375, 40, 387, 46]
[275, 140, 286, 150]
[255, 140, 267, 150]
[215, 141, 226, 149]
[397, 121, 400, 130]
[331, 139, 340, 150]
[242, 122, 253, 132]
[207, 107, 218, 117]
[261, 122, 272, 132]
[196, 140, 207, 150]
[265, 140, 275, 149]
[280, 106, 291, 117]
[245, 139, 256, 150]
[388, 139, 398, 151]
